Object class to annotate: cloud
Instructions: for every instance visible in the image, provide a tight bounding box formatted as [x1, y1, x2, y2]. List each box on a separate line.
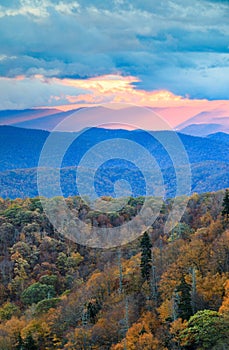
[0, 73, 191, 110]
[1, 74, 229, 128]
[0, 73, 182, 109]
[0, 75, 87, 109]
[0, 0, 228, 101]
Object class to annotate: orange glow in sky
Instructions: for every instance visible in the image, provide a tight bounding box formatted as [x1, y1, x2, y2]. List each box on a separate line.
[2, 74, 229, 128]
[45, 74, 229, 127]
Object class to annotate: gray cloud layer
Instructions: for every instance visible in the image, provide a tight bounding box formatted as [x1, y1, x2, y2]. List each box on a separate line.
[0, 0, 229, 101]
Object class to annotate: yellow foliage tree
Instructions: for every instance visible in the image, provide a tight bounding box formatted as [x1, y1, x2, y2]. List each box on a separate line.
[64, 327, 92, 349]
[0, 316, 26, 348]
[219, 279, 229, 315]
[157, 299, 173, 323]
[170, 318, 188, 348]
[197, 272, 228, 309]
[112, 312, 161, 350]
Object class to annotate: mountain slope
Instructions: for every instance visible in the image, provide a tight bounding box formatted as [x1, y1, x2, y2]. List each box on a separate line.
[207, 132, 229, 144]
[0, 126, 229, 198]
[0, 108, 60, 125]
[179, 123, 228, 136]
[1, 160, 229, 199]
[177, 110, 229, 136]
[0, 126, 229, 172]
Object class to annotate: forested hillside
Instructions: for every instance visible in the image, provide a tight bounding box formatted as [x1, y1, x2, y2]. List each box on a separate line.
[1, 126, 229, 199]
[0, 190, 228, 349]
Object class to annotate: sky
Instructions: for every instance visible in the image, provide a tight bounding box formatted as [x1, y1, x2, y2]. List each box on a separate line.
[0, 0, 229, 123]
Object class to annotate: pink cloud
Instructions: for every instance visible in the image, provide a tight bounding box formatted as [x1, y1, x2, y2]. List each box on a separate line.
[48, 74, 229, 127]
[1, 74, 229, 128]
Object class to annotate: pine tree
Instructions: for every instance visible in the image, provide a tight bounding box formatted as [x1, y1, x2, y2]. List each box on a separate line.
[177, 275, 193, 321]
[222, 189, 229, 220]
[140, 232, 152, 281]
[87, 299, 101, 323]
[16, 334, 24, 350]
[23, 334, 37, 350]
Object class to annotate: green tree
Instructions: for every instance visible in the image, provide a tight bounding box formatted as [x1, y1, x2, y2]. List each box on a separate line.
[23, 333, 38, 350]
[222, 189, 229, 220]
[35, 297, 61, 315]
[179, 310, 229, 349]
[140, 232, 152, 281]
[39, 274, 58, 290]
[21, 282, 55, 305]
[177, 275, 193, 321]
[15, 334, 24, 350]
[0, 302, 19, 321]
[87, 299, 101, 324]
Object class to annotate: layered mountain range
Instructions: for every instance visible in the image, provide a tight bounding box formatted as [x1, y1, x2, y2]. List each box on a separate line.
[0, 121, 229, 199]
[1, 106, 229, 136]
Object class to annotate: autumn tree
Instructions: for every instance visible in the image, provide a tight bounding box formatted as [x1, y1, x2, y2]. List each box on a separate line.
[65, 327, 92, 349]
[219, 279, 229, 315]
[0, 192, 228, 350]
[111, 312, 161, 350]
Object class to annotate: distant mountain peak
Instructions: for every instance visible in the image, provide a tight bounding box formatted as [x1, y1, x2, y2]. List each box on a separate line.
[177, 109, 229, 136]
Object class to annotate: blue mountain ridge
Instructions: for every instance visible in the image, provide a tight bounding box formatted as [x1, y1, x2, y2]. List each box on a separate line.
[0, 126, 228, 198]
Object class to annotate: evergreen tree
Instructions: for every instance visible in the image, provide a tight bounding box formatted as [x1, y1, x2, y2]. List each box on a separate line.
[140, 232, 152, 281]
[222, 189, 229, 220]
[87, 299, 101, 323]
[16, 334, 24, 350]
[23, 334, 37, 350]
[177, 275, 193, 321]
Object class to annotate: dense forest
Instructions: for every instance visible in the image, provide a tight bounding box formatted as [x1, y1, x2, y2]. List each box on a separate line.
[0, 190, 228, 349]
[1, 126, 229, 199]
